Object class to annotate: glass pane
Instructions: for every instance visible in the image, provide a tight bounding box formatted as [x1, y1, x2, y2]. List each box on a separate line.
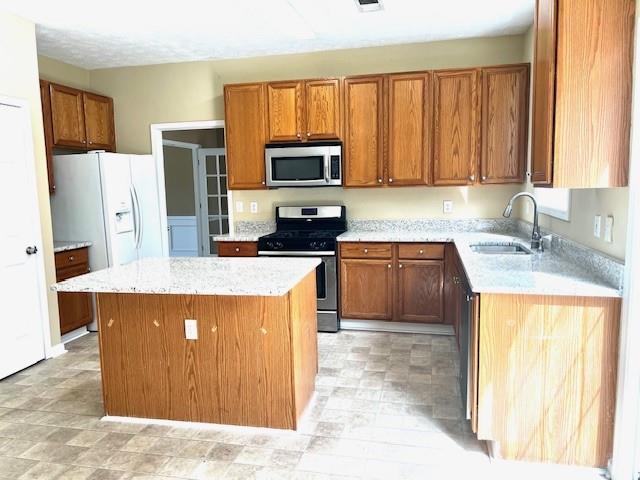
[207, 177, 219, 195]
[208, 197, 220, 214]
[209, 237, 218, 255]
[221, 198, 228, 215]
[209, 220, 221, 235]
[222, 219, 229, 234]
[271, 156, 324, 181]
[219, 156, 226, 174]
[206, 156, 217, 174]
[220, 177, 227, 195]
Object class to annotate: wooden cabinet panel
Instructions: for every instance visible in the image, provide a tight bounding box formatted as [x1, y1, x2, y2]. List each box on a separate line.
[396, 260, 443, 323]
[217, 241, 258, 257]
[50, 83, 87, 148]
[552, 0, 634, 188]
[40, 80, 55, 194]
[55, 247, 92, 335]
[531, 0, 557, 185]
[343, 76, 385, 187]
[477, 294, 621, 467]
[340, 242, 392, 259]
[433, 69, 480, 186]
[224, 83, 267, 190]
[387, 73, 431, 186]
[267, 81, 303, 142]
[481, 65, 529, 184]
[83, 92, 115, 150]
[340, 259, 393, 320]
[305, 79, 340, 140]
[54, 246, 89, 269]
[397, 243, 444, 260]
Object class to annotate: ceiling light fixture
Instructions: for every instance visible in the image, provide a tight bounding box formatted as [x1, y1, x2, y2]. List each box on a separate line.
[354, 0, 384, 13]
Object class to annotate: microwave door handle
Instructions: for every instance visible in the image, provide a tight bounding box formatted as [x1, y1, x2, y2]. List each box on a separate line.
[324, 157, 330, 183]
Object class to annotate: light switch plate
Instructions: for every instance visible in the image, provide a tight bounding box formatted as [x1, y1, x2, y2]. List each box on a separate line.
[604, 215, 614, 243]
[593, 215, 602, 238]
[250, 201, 258, 214]
[443, 200, 453, 214]
[235, 201, 244, 213]
[184, 319, 198, 340]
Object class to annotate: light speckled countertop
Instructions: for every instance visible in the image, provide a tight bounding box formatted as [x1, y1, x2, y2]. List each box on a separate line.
[52, 257, 320, 296]
[338, 231, 622, 298]
[53, 241, 93, 253]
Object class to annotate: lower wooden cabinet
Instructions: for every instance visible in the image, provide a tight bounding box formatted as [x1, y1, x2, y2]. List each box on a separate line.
[339, 242, 444, 323]
[55, 247, 93, 334]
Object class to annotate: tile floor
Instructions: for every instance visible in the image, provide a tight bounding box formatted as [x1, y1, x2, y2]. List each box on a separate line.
[0, 331, 605, 479]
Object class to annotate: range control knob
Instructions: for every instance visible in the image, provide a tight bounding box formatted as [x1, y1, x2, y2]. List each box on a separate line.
[309, 241, 328, 250]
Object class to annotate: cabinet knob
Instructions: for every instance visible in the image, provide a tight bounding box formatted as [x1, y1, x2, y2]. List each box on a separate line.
[388, 264, 392, 269]
[482, 176, 487, 180]
[261, 181, 266, 185]
[377, 178, 382, 183]
[296, 133, 301, 139]
[469, 175, 475, 182]
[389, 178, 394, 183]
[89, 141, 93, 145]
[364, 248, 368, 254]
[235, 247, 240, 252]
[69, 256, 75, 262]
[419, 250, 424, 254]
[399, 264, 403, 269]
[306, 132, 311, 137]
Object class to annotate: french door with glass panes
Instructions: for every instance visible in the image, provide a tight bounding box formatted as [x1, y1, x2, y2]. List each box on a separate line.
[197, 148, 229, 255]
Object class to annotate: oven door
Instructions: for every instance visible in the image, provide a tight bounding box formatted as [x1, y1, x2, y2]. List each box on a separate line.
[316, 255, 337, 312]
[265, 146, 329, 187]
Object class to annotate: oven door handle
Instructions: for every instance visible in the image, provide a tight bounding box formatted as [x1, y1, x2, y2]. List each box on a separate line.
[258, 251, 336, 256]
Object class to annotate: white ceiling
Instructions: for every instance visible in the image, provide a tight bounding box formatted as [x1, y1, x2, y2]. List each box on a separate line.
[1, 0, 534, 70]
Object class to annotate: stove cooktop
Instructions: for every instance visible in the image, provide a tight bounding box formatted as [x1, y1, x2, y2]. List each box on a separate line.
[258, 229, 345, 253]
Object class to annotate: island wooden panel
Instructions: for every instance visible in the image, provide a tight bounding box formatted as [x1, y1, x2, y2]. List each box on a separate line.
[96, 272, 317, 430]
[477, 293, 621, 467]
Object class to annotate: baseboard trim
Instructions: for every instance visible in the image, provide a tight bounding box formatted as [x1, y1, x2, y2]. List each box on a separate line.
[340, 320, 454, 335]
[61, 326, 90, 344]
[46, 342, 67, 359]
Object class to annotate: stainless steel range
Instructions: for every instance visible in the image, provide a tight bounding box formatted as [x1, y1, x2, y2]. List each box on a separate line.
[257, 206, 346, 332]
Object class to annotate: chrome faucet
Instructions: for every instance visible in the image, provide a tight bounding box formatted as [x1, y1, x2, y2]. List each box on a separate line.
[503, 192, 543, 251]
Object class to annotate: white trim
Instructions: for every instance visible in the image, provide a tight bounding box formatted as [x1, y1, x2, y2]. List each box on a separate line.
[46, 343, 67, 359]
[0, 95, 53, 362]
[150, 120, 226, 257]
[61, 326, 90, 344]
[340, 320, 454, 335]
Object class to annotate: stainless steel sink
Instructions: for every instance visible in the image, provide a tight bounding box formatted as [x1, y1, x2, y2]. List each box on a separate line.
[469, 243, 533, 255]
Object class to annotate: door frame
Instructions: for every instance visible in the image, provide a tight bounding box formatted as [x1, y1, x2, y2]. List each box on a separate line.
[0, 94, 53, 359]
[197, 147, 227, 255]
[150, 120, 230, 257]
[161, 139, 204, 256]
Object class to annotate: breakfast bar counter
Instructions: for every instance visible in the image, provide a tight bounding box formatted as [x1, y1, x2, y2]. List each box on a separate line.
[53, 257, 320, 430]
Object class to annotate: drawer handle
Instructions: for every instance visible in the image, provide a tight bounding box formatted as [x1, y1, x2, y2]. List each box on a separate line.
[364, 248, 368, 254]
[235, 247, 240, 252]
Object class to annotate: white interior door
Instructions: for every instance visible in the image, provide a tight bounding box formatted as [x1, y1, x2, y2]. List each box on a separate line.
[198, 148, 228, 255]
[0, 98, 46, 379]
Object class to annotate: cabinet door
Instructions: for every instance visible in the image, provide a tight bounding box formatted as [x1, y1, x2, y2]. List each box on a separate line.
[83, 92, 116, 151]
[387, 73, 431, 186]
[396, 260, 443, 323]
[531, 0, 557, 186]
[56, 263, 92, 335]
[40, 80, 55, 193]
[304, 79, 340, 140]
[340, 259, 393, 320]
[224, 83, 267, 190]
[481, 65, 529, 184]
[433, 69, 480, 186]
[343, 76, 385, 187]
[267, 81, 303, 142]
[50, 83, 87, 148]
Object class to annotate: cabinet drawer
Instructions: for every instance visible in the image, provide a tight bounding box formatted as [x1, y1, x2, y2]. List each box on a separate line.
[55, 248, 89, 270]
[397, 243, 445, 260]
[340, 242, 392, 259]
[56, 263, 90, 282]
[217, 242, 258, 257]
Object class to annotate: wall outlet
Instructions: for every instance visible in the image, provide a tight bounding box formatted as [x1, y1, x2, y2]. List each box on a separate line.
[235, 201, 244, 213]
[604, 215, 614, 243]
[250, 201, 258, 214]
[184, 319, 198, 340]
[593, 215, 602, 238]
[443, 200, 453, 214]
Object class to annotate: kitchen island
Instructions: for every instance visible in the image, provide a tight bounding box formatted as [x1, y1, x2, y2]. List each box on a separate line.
[53, 257, 320, 430]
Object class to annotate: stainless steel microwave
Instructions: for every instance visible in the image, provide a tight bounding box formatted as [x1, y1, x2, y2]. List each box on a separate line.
[265, 141, 342, 188]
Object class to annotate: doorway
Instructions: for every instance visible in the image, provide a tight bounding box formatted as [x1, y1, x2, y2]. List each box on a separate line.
[151, 121, 229, 256]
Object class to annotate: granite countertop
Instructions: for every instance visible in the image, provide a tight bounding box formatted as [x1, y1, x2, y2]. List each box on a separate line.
[212, 231, 274, 242]
[53, 241, 93, 253]
[51, 257, 320, 296]
[338, 231, 622, 298]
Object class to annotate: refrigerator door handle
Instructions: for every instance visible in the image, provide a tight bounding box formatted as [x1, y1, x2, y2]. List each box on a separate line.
[132, 185, 143, 249]
[129, 185, 140, 248]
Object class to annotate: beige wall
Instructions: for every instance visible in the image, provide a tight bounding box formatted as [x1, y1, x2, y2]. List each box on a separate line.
[518, 25, 629, 260]
[1, 11, 60, 345]
[38, 55, 90, 90]
[163, 145, 196, 216]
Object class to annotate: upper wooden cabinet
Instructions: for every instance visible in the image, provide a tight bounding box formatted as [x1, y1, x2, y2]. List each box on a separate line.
[343, 76, 385, 187]
[83, 92, 116, 150]
[480, 64, 529, 184]
[50, 83, 87, 149]
[433, 69, 480, 186]
[532, 0, 634, 188]
[387, 73, 432, 186]
[224, 83, 267, 190]
[266, 78, 340, 142]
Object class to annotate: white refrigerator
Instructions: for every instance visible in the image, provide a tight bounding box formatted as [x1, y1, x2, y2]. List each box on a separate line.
[50, 152, 165, 329]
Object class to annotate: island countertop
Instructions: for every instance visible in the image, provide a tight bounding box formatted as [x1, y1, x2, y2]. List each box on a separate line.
[52, 257, 320, 296]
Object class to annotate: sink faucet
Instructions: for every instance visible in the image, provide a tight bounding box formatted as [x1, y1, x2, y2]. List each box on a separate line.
[502, 192, 543, 251]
